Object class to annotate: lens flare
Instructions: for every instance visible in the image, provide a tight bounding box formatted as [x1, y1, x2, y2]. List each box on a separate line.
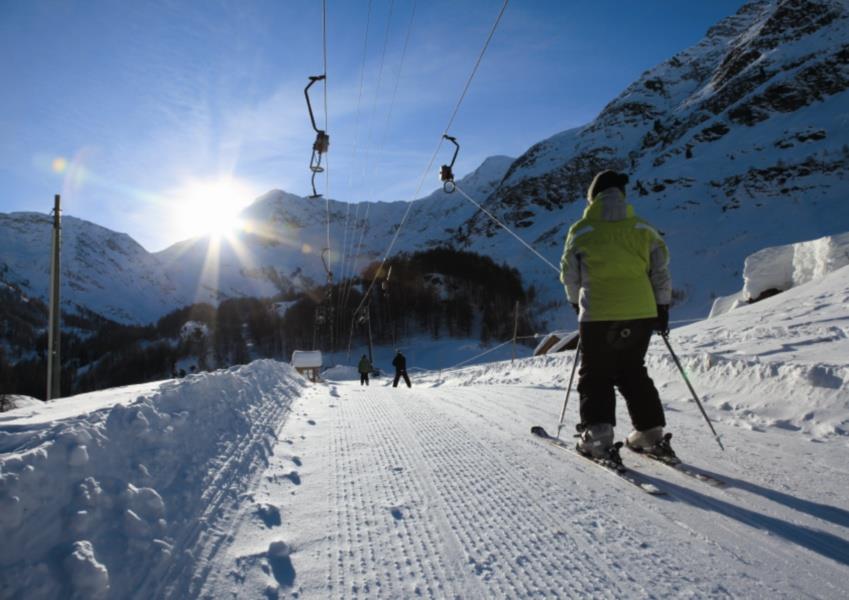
[170, 176, 258, 239]
[51, 157, 68, 173]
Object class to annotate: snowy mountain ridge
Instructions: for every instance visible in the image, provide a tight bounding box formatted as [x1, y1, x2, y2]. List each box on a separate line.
[0, 212, 183, 324]
[2, 0, 848, 326]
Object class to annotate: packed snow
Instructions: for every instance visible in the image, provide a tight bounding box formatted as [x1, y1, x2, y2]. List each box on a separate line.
[0, 361, 305, 598]
[711, 231, 849, 316]
[2, 249, 849, 598]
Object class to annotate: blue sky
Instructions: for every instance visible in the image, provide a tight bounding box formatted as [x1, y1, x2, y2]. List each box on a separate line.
[1, 0, 745, 251]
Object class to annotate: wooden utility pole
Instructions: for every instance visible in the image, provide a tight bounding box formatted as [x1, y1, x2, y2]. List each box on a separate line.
[46, 194, 62, 400]
[511, 300, 519, 364]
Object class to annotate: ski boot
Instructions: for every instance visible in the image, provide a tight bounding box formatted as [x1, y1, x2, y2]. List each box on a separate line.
[575, 423, 615, 459]
[626, 426, 680, 465]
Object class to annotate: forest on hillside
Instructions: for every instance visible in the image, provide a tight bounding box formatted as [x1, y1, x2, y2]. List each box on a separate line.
[0, 248, 539, 401]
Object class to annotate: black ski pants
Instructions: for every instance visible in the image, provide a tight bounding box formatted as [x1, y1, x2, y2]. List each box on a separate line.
[393, 369, 411, 388]
[577, 318, 665, 431]
[360, 373, 369, 386]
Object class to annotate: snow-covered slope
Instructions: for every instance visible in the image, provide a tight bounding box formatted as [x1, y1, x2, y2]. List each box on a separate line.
[429, 262, 849, 440]
[675, 263, 849, 438]
[462, 0, 849, 319]
[2, 237, 849, 598]
[0, 213, 184, 324]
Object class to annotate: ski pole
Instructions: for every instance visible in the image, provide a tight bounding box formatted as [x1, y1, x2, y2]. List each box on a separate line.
[555, 337, 581, 440]
[661, 333, 725, 451]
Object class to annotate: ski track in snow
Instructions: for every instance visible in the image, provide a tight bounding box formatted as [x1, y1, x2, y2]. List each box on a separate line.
[139, 385, 296, 599]
[426, 384, 849, 597]
[191, 375, 849, 599]
[329, 385, 473, 598]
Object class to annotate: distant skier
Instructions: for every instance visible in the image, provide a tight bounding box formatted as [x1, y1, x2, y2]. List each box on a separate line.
[391, 350, 411, 388]
[358, 354, 372, 386]
[560, 169, 675, 461]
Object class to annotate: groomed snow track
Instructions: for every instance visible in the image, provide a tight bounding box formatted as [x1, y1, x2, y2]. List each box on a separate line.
[195, 377, 849, 599]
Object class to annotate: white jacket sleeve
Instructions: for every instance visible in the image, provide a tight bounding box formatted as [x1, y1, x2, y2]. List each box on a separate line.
[560, 233, 582, 304]
[649, 236, 672, 305]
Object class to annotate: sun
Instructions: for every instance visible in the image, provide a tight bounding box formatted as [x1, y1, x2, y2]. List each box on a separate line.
[171, 176, 257, 239]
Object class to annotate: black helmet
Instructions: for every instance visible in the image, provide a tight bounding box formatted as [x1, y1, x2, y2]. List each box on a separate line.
[588, 170, 629, 201]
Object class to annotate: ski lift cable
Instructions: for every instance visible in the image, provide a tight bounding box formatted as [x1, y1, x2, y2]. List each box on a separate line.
[323, 0, 328, 132]
[341, 199, 370, 303]
[351, 0, 510, 319]
[341, 0, 418, 320]
[364, 0, 396, 161]
[378, 0, 417, 148]
[301, 3, 331, 201]
[442, 0, 509, 137]
[350, 0, 396, 268]
[445, 339, 513, 371]
[454, 182, 559, 274]
[346, 0, 373, 191]
[322, 0, 332, 275]
[337, 0, 392, 301]
[339, 0, 406, 315]
[302, 0, 335, 351]
[338, 200, 370, 322]
[346, 0, 395, 222]
[305, 76, 328, 199]
[442, 333, 544, 374]
[338, 202, 364, 313]
[338, 1, 414, 311]
[336, 0, 373, 318]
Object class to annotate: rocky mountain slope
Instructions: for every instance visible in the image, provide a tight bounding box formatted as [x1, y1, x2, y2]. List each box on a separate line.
[463, 0, 849, 317]
[1, 0, 848, 327]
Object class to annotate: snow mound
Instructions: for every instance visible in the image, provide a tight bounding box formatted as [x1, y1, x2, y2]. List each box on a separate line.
[710, 232, 849, 317]
[0, 395, 43, 413]
[0, 359, 306, 599]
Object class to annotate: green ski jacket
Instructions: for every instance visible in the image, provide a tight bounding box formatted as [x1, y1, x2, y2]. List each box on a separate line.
[560, 189, 671, 322]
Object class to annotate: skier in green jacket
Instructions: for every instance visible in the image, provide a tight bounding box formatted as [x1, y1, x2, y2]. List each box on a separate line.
[357, 355, 372, 386]
[560, 169, 675, 461]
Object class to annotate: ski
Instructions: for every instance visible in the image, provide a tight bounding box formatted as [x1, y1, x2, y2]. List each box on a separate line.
[530, 426, 665, 496]
[624, 439, 726, 488]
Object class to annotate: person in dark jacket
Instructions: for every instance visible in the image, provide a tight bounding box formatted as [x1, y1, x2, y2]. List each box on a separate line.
[391, 350, 411, 388]
[560, 169, 675, 461]
[357, 354, 372, 386]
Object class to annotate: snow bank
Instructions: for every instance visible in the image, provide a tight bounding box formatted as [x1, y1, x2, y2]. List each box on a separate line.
[0, 359, 305, 599]
[422, 264, 849, 440]
[711, 232, 849, 317]
[0, 395, 42, 413]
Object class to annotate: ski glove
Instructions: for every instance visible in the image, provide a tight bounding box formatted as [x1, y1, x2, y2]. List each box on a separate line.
[571, 303, 579, 315]
[655, 304, 670, 336]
